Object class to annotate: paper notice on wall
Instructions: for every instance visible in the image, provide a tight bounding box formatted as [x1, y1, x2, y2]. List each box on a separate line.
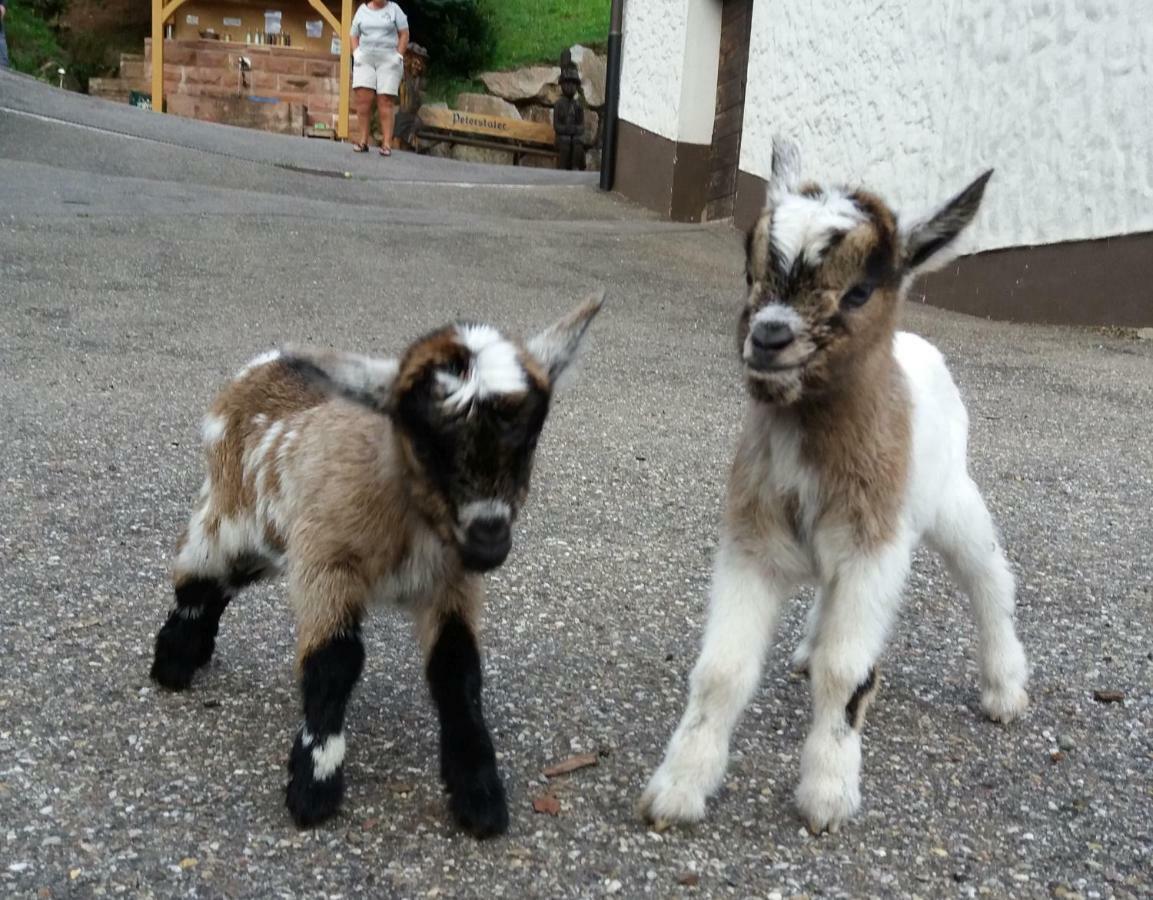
[264, 11, 282, 35]
[330, 37, 341, 56]
[306, 19, 323, 39]
[223, 17, 242, 27]
[185, 14, 199, 25]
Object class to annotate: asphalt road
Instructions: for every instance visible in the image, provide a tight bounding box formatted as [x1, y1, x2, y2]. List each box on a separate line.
[1, 70, 1151, 899]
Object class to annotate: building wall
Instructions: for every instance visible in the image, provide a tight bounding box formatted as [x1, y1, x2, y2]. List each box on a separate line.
[617, 0, 690, 141]
[739, 0, 1153, 253]
[615, 0, 720, 220]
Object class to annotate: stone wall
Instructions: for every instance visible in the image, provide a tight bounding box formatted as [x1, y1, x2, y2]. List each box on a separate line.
[139, 39, 341, 132]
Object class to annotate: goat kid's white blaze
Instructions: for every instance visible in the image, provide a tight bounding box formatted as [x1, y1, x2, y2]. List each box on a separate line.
[770, 191, 865, 272]
[438, 325, 527, 412]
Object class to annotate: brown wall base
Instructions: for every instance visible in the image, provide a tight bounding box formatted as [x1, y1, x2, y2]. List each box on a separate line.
[919, 233, 1152, 327]
[722, 166, 1151, 327]
[613, 119, 710, 222]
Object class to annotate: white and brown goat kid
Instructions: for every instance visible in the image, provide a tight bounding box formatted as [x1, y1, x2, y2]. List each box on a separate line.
[640, 144, 1029, 834]
[149, 294, 603, 838]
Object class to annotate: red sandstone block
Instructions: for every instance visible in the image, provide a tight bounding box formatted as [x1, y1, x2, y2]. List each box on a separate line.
[184, 67, 226, 86]
[162, 46, 198, 66]
[305, 95, 336, 113]
[196, 49, 232, 70]
[280, 76, 312, 91]
[305, 60, 338, 78]
[260, 55, 306, 76]
[250, 71, 279, 91]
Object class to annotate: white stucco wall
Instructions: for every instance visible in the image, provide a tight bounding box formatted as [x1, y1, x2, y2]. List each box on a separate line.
[739, 0, 1153, 251]
[619, 0, 720, 144]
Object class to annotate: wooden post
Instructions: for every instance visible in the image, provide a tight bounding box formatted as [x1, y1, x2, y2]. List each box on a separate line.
[338, 0, 352, 139]
[305, 0, 341, 33]
[151, 0, 192, 114]
[150, 0, 163, 112]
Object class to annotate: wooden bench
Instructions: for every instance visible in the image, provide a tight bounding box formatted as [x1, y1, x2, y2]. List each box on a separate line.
[415, 107, 556, 166]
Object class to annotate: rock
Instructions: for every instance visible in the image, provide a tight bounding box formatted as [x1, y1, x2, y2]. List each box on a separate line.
[480, 66, 560, 102]
[569, 45, 607, 107]
[522, 105, 553, 126]
[1137, 327, 1153, 340]
[1092, 689, 1124, 704]
[584, 109, 600, 144]
[450, 144, 514, 166]
[586, 148, 602, 171]
[538, 83, 563, 106]
[424, 140, 453, 159]
[454, 93, 521, 119]
[1057, 734, 1076, 751]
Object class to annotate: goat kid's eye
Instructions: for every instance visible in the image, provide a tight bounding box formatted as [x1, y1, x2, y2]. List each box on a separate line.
[840, 283, 874, 309]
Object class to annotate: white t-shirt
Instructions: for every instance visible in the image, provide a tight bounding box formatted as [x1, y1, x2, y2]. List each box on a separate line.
[350, 2, 409, 52]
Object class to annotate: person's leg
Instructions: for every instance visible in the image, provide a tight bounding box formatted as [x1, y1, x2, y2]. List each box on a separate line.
[376, 94, 396, 153]
[352, 87, 374, 148]
[0, 31, 10, 69]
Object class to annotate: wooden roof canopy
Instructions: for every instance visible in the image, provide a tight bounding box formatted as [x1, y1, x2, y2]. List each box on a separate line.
[150, 0, 353, 138]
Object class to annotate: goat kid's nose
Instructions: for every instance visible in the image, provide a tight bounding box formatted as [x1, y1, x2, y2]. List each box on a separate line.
[466, 516, 510, 548]
[751, 321, 795, 352]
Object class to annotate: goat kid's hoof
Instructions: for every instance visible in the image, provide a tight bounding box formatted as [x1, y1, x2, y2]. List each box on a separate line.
[149, 638, 214, 691]
[981, 684, 1029, 723]
[150, 622, 216, 691]
[795, 775, 860, 835]
[638, 770, 707, 830]
[286, 739, 344, 829]
[446, 768, 509, 839]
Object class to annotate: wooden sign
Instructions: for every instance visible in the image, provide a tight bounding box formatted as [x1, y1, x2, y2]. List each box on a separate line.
[419, 106, 554, 144]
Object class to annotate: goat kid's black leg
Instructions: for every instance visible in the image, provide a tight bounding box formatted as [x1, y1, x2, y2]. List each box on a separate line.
[427, 614, 508, 838]
[150, 578, 231, 691]
[285, 625, 365, 828]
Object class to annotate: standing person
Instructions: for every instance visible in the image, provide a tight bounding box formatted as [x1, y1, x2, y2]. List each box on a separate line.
[349, 0, 409, 156]
[0, 3, 10, 70]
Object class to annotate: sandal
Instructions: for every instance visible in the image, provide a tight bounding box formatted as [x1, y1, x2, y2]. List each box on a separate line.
[379, 147, 392, 157]
[351, 142, 368, 153]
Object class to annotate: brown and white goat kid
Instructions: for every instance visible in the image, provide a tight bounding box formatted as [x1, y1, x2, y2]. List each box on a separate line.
[639, 144, 1029, 834]
[149, 294, 603, 838]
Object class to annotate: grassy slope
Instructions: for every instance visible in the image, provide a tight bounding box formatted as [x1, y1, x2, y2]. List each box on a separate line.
[425, 0, 609, 102]
[484, 0, 609, 70]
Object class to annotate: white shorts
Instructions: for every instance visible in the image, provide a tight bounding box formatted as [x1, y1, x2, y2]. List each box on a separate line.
[352, 48, 404, 96]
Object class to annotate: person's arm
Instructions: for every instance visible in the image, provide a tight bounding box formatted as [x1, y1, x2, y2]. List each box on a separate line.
[349, 7, 361, 53]
[394, 6, 409, 55]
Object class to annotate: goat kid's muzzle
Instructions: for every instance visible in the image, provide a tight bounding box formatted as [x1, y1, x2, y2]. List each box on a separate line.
[458, 516, 512, 571]
[743, 305, 807, 373]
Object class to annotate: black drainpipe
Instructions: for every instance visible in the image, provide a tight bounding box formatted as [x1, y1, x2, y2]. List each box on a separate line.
[598, 0, 625, 191]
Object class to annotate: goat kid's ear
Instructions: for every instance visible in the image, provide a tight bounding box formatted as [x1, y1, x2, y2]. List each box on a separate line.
[769, 137, 802, 198]
[282, 347, 398, 415]
[900, 169, 993, 275]
[526, 290, 605, 385]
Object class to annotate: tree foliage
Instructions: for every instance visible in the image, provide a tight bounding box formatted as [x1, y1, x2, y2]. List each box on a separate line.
[403, 0, 494, 79]
[5, 5, 67, 77]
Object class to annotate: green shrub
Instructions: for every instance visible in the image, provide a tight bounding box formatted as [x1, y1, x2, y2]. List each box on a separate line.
[404, 0, 493, 79]
[5, 5, 66, 77]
